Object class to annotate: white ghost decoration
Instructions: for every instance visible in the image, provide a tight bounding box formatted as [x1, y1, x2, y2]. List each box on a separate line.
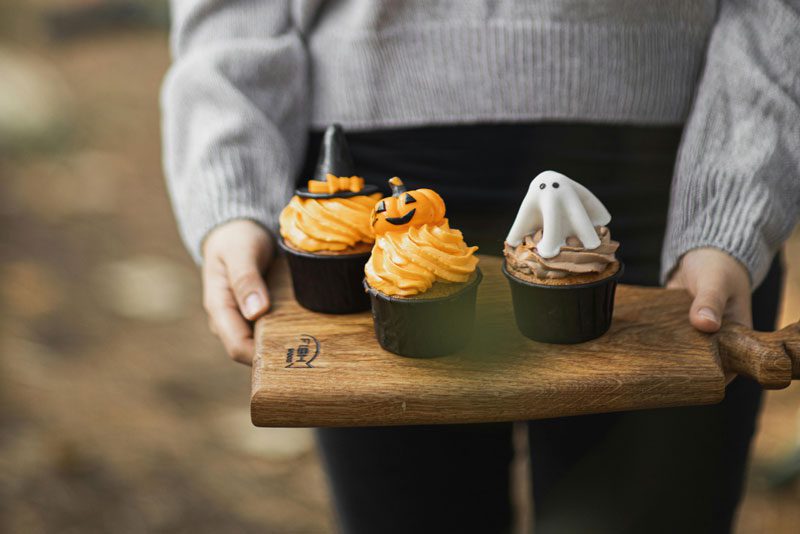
[506, 171, 611, 258]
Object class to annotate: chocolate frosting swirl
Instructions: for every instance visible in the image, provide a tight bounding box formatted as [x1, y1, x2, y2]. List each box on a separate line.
[504, 226, 618, 279]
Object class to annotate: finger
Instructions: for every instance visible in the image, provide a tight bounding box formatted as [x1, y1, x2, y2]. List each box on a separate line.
[224, 251, 271, 321]
[202, 255, 229, 326]
[665, 268, 684, 290]
[202, 257, 255, 365]
[665, 277, 683, 289]
[689, 283, 728, 333]
[212, 303, 256, 365]
[725, 292, 753, 329]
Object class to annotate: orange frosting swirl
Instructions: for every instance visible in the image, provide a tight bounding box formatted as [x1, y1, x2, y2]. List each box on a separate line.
[365, 220, 479, 297]
[279, 193, 382, 252]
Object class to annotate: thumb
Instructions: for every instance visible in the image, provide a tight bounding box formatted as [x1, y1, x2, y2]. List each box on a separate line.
[225, 251, 271, 321]
[689, 280, 728, 333]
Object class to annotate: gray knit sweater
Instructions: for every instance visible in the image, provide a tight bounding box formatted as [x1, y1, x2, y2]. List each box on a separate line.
[161, 0, 800, 288]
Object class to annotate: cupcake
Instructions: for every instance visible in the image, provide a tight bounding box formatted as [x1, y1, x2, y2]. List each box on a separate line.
[363, 178, 481, 357]
[503, 170, 623, 343]
[278, 124, 382, 313]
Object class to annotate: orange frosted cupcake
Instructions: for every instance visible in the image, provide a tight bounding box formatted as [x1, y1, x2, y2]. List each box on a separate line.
[363, 178, 481, 357]
[278, 124, 381, 313]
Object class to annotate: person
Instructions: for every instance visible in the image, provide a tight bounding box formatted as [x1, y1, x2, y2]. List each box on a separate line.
[161, 1, 800, 532]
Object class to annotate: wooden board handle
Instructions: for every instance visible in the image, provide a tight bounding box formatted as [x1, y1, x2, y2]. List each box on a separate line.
[781, 322, 800, 378]
[717, 320, 800, 389]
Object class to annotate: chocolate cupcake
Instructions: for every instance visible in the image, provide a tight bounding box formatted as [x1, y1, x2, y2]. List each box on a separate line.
[503, 171, 623, 343]
[363, 178, 481, 357]
[279, 124, 381, 313]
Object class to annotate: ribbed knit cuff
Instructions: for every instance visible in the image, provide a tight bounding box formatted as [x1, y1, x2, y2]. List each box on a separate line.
[660, 168, 774, 288]
[168, 146, 293, 264]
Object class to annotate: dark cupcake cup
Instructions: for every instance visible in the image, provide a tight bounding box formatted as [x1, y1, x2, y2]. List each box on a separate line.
[502, 262, 623, 344]
[363, 269, 483, 358]
[279, 238, 371, 314]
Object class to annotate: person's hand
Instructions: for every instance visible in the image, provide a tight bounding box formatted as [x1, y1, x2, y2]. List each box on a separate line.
[201, 219, 274, 365]
[666, 247, 752, 333]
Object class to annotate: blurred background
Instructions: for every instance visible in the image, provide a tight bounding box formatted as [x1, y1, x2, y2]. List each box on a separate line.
[0, 1, 798, 533]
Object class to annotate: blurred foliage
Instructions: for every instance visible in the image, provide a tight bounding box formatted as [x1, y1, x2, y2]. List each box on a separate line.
[0, 1, 168, 45]
[0, 1, 169, 155]
[45, 0, 169, 42]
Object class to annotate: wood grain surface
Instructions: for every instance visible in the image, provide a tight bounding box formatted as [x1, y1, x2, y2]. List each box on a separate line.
[718, 322, 800, 388]
[251, 255, 773, 427]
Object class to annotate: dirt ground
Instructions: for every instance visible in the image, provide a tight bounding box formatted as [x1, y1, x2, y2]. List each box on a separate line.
[1, 5, 798, 534]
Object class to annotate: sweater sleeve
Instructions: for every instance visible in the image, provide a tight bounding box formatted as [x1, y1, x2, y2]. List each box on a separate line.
[661, 0, 800, 288]
[161, 0, 309, 264]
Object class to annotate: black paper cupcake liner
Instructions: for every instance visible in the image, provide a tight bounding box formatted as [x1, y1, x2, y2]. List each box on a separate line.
[502, 262, 623, 344]
[363, 269, 483, 358]
[279, 238, 371, 314]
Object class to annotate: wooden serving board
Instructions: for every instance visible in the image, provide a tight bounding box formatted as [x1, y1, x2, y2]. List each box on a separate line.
[251, 256, 799, 427]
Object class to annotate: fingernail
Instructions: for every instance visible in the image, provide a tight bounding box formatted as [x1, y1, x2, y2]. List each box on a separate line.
[244, 292, 263, 317]
[698, 307, 720, 325]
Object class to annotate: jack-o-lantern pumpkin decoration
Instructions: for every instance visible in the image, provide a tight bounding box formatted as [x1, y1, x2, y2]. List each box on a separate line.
[371, 177, 446, 235]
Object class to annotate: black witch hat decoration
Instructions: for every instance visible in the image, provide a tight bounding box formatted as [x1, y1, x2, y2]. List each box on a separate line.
[295, 124, 379, 199]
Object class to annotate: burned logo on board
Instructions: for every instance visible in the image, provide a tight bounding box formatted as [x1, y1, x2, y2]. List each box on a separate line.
[285, 334, 320, 368]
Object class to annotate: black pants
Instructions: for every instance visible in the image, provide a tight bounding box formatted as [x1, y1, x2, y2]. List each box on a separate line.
[301, 124, 784, 534]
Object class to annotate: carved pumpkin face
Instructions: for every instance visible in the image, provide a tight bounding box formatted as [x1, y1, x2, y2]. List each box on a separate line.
[371, 177, 446, 234]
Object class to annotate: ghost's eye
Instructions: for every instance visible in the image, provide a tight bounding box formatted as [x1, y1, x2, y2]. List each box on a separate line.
[539, 183, 546, 190]
[553, 182, 560, 189]
[404, 193, 416, 204]
[375, 201, 386, 213]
